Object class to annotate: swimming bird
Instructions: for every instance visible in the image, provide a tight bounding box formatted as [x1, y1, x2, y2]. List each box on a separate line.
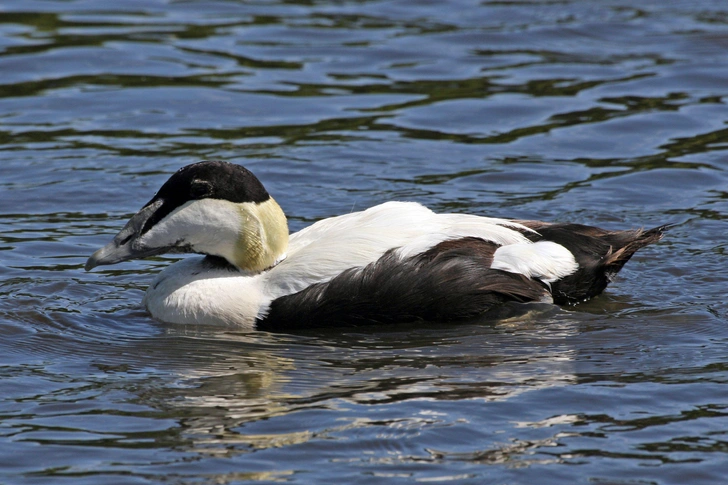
[86, 160, 667, 330]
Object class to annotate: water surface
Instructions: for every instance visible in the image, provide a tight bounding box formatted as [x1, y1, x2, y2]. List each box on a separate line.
[1, 1, 727, 483]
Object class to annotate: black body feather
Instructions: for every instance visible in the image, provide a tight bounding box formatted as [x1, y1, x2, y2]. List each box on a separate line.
[257, 224, 669, 331]
[258, 238, 550, 331]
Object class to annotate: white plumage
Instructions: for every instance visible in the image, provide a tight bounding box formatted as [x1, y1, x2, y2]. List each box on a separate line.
[491, 241, 579, 284]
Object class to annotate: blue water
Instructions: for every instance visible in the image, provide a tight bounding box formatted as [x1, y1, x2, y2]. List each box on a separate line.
[1, 1, 727, 483]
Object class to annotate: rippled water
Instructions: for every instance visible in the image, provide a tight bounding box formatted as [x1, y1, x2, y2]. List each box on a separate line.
[1, 0, 727, 483]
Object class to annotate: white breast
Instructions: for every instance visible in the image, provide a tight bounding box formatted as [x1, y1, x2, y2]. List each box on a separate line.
[143, 258, 266, 328]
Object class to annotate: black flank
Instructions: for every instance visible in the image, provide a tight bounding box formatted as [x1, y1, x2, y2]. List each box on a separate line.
[141, 160, 270, 234]
[257, 237, 550, 331]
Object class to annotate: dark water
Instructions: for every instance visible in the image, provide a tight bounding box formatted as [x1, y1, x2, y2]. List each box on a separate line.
[1, 0, 727, 483]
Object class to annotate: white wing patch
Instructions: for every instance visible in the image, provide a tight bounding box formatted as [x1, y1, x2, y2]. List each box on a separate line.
[491, 241, 579, 283]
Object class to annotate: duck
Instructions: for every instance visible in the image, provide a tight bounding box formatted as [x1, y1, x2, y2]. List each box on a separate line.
[85, 160, 668, 330]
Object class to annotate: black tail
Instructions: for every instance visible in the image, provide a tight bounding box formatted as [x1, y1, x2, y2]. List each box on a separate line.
[601, 224, 671, 273]
[534, 223, 670, 305]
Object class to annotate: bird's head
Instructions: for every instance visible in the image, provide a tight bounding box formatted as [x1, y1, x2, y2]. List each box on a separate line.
[86, 160, 288, 272]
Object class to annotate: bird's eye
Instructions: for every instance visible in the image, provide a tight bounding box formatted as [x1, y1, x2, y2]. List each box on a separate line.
[190, 180, 212, 199]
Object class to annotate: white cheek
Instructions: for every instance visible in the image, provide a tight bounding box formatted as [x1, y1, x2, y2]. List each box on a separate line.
[140, 199, 242, 255]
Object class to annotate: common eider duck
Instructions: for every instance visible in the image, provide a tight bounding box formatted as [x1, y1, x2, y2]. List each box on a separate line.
[86, 160, 668, 330]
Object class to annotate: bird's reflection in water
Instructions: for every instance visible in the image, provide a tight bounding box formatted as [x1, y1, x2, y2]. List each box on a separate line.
[142, 304, 580, 457]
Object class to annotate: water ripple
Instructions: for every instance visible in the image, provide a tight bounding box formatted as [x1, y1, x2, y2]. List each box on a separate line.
[1, 0, 727, 483]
